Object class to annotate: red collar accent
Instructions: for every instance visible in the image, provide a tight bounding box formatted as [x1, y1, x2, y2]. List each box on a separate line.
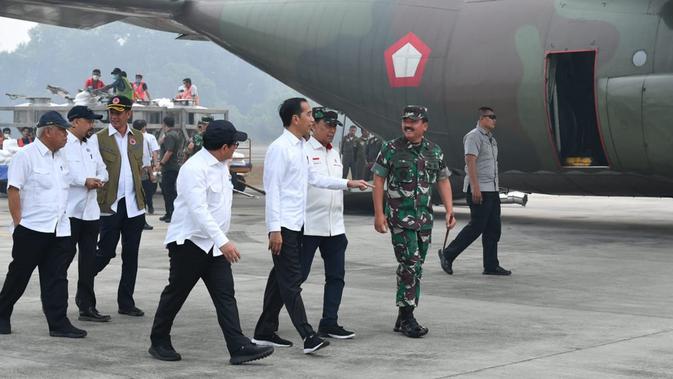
[326, 143, 333, 150]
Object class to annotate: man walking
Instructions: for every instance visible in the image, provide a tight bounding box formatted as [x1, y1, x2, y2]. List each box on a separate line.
[0, 111, 87, 338]
[253, 98, 368, 354]
[149, 120, 274, 364]
[439, 107, 511, 276]
[63, 106, 111, 323]
[94, 95, 150, 317]
[158, 116, 183, 223]
[372, 105, 456, 338]
[301, 108, 355, 339]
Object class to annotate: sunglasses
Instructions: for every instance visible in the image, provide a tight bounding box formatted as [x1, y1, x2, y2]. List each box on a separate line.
[482, 115, 497, 120]
[229, 142, 239, 147]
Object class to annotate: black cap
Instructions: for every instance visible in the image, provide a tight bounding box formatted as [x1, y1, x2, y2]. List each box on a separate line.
[204, 120, 247, 146]
[313, 107, 343, 126]
[36, 111, 71, 129]
[111, 67, 122, 75]
[107, 95, 133, 111]
[402, 105, 429, 121]
[92, 69, 101, 75]
[67, 105, 103, 121]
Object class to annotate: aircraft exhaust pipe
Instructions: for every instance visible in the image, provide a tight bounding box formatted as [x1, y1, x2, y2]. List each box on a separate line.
[499, 192, 528, 207]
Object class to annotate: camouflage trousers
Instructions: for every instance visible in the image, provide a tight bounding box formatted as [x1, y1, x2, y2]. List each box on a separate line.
[390, 227, 432, 307]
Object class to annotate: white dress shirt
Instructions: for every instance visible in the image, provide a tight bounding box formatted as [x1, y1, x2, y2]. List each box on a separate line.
[63, 132, 109, 221]
[304, 137, 345, 236]
[7, 138, 70, 236]
[144, 132, 160, 154]
[92, 125, 150, 217]
[164, 148, 232, 255]
[264, 129, 348, 233]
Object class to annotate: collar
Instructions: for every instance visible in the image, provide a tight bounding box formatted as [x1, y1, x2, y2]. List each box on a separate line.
[282, 129, 303, 146]
[403, 137, 427, 150]
[307, 136, 333, 151]
[34, 137, 51, 156]
[477, 125, 492, 136]
[198, 148, 221, 167]
[108, 124, 132, 137]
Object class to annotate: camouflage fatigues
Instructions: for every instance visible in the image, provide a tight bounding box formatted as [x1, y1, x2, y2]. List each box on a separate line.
[372, 136, 450, 307]
[192, 132, 203, 154]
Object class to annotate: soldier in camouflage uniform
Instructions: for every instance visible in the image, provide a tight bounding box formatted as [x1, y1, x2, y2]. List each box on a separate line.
[371, 105, 456, 338]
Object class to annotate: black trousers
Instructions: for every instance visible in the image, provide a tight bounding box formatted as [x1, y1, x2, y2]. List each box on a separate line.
[300, 234, 347, 328]
[67, 218, 100, 311]
[255, 228, 314, 339]
[445, 191, 501, 270]
[160, 169, 178, 217]
[0, 225, 71, 330]
[95, 198, 145, 310]
[151, 241, 250, 354]
[142, 179, 157, 212]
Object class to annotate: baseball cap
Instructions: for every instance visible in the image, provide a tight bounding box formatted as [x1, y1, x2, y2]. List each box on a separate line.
[204, 120, 247, 146]
[402, 105, 429, 121]
[111, 67, 122, 75]
[36, 111, 71, 129]
[67, 105, 104, 121]
[313, 107, 343, 126]
[107, 95, 133, 112]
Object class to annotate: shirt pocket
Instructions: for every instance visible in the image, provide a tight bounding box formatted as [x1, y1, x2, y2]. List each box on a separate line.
[425, 159, 441, 183]
[31, 167, 53, 189]
[393, 160, 414, 183]
[207, 180, 224, 206]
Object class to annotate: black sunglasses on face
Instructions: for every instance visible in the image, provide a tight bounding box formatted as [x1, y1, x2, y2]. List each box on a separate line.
[482, 115, 497, 120]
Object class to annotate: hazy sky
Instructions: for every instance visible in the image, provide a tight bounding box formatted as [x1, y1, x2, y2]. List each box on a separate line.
[0, 17, 36, 53]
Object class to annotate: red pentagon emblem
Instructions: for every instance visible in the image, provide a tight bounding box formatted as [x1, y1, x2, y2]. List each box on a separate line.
[384, 32, 432, 88]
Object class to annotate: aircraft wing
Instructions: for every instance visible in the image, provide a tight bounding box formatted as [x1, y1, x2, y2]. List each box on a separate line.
[0, 0, 208, 40]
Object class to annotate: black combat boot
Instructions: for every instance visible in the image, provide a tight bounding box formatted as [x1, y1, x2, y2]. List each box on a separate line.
[394, 306, 428, 338]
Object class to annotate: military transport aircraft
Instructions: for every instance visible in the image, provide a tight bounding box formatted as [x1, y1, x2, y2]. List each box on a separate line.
[1, 0, 672, 196]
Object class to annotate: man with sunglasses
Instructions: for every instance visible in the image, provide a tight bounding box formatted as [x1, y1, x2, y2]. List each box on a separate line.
[372, 105, 456, 338]
[439, 107, 511, 276]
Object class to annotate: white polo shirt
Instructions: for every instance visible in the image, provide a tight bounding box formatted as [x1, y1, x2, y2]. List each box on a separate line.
[7, 138, 71, 236]
[63, 131, 109, 221]
[164, 148, 232, 255]
[304, 137, 345, 237]
[264, 129, 349, 233]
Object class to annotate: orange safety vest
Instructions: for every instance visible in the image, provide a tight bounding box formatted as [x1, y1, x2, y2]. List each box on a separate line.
[179, 85, 193, 100]
[133, 81, 148, 101]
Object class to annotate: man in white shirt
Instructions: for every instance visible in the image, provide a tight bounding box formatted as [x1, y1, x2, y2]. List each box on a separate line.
[0, 111, 87, 338]
[301, 109, 355, 339]
[63, 106, 110, 323]
[253, 98, 369, 354]
[149, 120, 274, 364]
[132, 119, 160, 229]
[94, 95, 151, 318]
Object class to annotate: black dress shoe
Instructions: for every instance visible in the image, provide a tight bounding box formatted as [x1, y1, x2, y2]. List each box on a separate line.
[438, 249, 454, 275]
[159, 214, 170, 222]
[147, 207, 154, 215]
[0, 318, 11, 334]
[483, 266, 512, 276]
[118, 306, 145, 317]
[149, 344, 182, 361]
[229, 343, 274, 365]
[143, 222, 154, 231]
[50, 323, 87, 338]
[79, 307, 111, 322]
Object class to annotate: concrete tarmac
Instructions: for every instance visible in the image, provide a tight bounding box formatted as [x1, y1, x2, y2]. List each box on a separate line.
[0, 194, 672, 378]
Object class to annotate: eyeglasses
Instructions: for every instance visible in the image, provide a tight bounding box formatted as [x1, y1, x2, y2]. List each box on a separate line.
[482, 115, 497, 120]
[229, 142, 239, 148]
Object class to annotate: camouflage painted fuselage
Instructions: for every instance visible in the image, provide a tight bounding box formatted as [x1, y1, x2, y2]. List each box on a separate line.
[3, 0, 672, 196]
